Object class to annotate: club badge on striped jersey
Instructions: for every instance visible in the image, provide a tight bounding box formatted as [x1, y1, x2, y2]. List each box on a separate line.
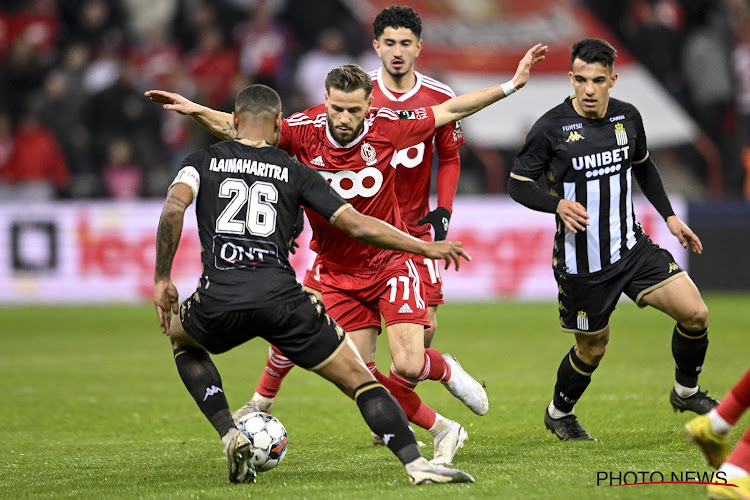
[577, 310, 589, 331]
[614, 122, 628, 146]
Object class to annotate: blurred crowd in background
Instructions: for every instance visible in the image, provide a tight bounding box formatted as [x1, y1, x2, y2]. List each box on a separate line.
[0, 0, 749, 201]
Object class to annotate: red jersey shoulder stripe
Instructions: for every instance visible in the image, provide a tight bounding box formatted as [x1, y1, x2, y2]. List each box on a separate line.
[421, 77, 457, 98]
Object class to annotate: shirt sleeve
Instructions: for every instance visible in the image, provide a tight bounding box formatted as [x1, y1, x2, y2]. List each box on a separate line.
[631, 104, 649, 164]
[170, 150, 206, 198]
[295, 159, 349, 222]
[511, 118, 552, 182]
[387, 107, 437, 150]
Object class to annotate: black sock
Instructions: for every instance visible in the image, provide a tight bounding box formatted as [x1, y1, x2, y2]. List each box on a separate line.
[173, 346, 235, 437]
[354, 381, 421, 465]
[672, 323, 708, 388]
[552, 346, 598, 414]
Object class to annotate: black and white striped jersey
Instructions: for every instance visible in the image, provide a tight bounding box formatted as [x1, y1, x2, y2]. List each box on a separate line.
[512, 97, 650, 276]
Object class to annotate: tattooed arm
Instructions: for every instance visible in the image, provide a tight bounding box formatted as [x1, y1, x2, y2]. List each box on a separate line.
[154, 183, 194, 333]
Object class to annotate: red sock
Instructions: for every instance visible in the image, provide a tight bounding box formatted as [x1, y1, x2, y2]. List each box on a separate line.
[254, 345, 295, 398]
[727, 428, 750, 471]
[417, 348, 451, 382]
[367, 362, 436, 430]
[717, 368, 750, 425]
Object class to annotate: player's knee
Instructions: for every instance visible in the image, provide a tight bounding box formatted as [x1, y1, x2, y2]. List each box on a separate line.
[680, 302, 709, 331]
[576, 341, 607, 365]
[391, 358, 422, 380]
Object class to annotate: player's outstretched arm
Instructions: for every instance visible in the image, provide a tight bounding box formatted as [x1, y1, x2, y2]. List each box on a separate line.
[154, 183, 194, 334]
[144, 90, 237, 140]
[333, 206, 471, 270]
[666, 215, 703, 254]
[431, 43, 548, 128]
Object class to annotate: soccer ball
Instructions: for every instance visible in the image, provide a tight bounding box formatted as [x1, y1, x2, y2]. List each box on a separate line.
[236, 412, 288, 472]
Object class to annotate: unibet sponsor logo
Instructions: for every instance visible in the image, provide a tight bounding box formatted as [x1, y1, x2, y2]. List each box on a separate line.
[566, 131, 585, 142]
[571, 146, 630, 179]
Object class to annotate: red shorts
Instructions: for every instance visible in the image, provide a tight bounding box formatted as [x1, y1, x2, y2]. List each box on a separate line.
[305, 254, 443, 306]
[411, 256, 444, 306]
[302, 254, 322, 291]
[320, 259, 430, 333]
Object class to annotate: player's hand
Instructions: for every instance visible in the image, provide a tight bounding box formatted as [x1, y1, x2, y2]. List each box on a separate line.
[424, 240, 471, 271]
[512, 43, 549, 90]
[556, 199, 589, 233]
[666, 215, 702, 254]
[154, 279, 180, 334]
[418, 207, 451, 241]
[288, 238, 300, 254]
[144, 90, 201, 115]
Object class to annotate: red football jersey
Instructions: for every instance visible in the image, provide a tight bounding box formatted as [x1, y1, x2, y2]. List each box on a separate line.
[279, 104, 436, 274]
[369, 68, 465, 240]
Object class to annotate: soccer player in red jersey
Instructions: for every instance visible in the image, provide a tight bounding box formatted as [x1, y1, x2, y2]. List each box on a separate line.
[260, 6, 468, 449]
[685, 368, 750, 498]
[146, 43, 547, 464]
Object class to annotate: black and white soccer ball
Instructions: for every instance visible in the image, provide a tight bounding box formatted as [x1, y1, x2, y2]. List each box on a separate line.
[236, 412, 288, 471]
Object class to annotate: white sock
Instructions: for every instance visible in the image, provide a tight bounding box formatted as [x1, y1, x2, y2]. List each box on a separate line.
[548, 401, 573, 419]
[405, 457, 431, 471]
[429, 414, 451, 437]
[221, 427, 238, 447]
[708, 408, 733, 435]
[674, 382, 698, 398]
[718, 462, 749, 480]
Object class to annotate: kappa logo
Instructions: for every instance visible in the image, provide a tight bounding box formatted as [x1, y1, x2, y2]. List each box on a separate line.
[203, 385, 223, 401]
[566, 131, 585, 142]
[668, 262, 679, 273]
[382, 433, 395, 445]
[310, 155, 325, 167]
[398, 303, 413, 314]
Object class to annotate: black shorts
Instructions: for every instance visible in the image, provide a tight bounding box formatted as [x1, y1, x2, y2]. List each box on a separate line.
[179, 290, 348, 371]
[555, 241, 686, 334]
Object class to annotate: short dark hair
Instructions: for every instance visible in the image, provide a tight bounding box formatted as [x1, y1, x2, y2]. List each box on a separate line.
[325, 64, 373, 97]
[235, 84, 281, 116]
[570, 38, 617, 70]
[373, 6, 422, 39]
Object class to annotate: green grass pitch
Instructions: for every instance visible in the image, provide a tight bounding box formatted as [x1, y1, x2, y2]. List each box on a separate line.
[1, 294, 748, 499]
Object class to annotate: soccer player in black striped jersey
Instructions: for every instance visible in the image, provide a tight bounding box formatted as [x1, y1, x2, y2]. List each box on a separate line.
[508, 38, 717, 441]
[152, 84, 474, 484]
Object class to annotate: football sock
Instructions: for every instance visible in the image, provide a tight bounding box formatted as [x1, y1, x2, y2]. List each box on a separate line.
[708, 408, 733, 435]
[552, 346, 598, 414]
[719, 462, 749, 480]
[428, 414, 451, 438]
[674, 381, 698, 398]
[173, 346, 235, 437]
[418, 348, 451, 382]
[254, 345, 294, 399]
[726, 429, 750, 476]
[671, 323, 708, 388]
[717, 367, 750, 425]
[367, 362, 436, 430]
[354, 380, 422, 465]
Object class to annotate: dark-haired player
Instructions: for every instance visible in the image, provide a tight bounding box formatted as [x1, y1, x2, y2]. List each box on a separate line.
[154, 83, 474, 485]
[508, 38, 717, 441]
[239, 5, 468, 456]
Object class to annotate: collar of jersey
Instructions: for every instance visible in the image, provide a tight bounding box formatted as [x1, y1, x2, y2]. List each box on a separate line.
[325, 118, 370, 149]
[375, 67, 423, 102]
